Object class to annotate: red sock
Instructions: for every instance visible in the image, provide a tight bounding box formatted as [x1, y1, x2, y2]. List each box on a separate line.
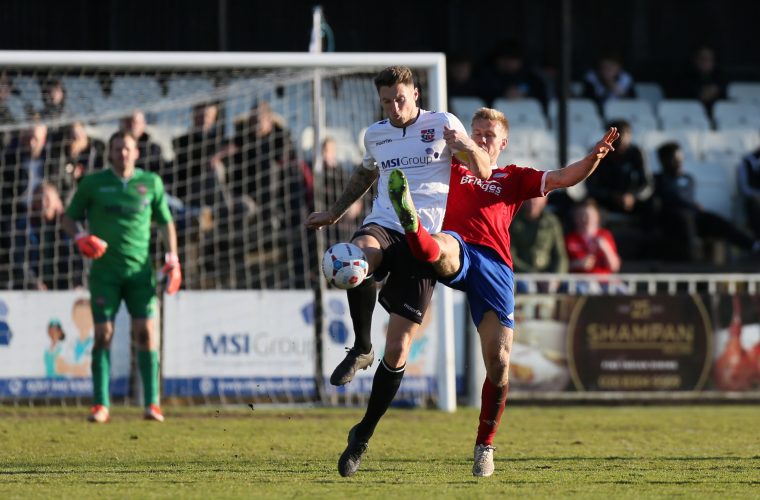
[476, 377, 509, 446]
[405, 221, 441, 262]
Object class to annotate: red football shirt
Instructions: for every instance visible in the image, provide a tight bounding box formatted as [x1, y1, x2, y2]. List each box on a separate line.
[442, 160, 546, 269]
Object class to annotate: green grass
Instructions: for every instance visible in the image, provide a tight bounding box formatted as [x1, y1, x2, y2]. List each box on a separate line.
[1, 405, 759, 498]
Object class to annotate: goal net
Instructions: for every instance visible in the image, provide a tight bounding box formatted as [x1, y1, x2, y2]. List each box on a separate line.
[0, 51, 454, 408]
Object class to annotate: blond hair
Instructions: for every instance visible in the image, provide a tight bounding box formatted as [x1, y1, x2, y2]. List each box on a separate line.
[471, 107, 510, 134]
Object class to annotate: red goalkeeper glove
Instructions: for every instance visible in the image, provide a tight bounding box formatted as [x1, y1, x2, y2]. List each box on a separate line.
[75, 233, 108, 259]
[161, 252, 182, 295]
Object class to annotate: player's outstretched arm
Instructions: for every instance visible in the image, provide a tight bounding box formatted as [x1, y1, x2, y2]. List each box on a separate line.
[544, 127, 620, 192]
[444, 126, 492, 179]
[305, 165, 379, 229]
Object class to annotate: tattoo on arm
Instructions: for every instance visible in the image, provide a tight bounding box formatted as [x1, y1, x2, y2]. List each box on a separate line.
[329, 167, 379, 220]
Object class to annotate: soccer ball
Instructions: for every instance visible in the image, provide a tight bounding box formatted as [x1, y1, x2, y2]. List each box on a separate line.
[322, 243, 369, 289]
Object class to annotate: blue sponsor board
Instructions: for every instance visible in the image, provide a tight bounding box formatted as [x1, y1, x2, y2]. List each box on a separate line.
[164, 377, 317, 398]
[0, 377, 129, 397]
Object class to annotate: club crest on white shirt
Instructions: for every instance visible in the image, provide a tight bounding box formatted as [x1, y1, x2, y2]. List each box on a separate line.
[420, 128, 435, 142]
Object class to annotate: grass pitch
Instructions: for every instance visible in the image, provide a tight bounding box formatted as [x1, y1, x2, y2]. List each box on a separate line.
[0, 405, 758, 498]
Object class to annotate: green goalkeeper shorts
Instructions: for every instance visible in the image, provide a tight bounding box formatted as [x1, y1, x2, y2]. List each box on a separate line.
[89, 264, 157, 323]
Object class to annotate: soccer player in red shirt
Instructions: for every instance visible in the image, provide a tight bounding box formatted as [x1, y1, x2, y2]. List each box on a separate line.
[389, 107, 619, 476]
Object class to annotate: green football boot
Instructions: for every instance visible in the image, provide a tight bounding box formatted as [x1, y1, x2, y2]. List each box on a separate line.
[388, 169, 418, 233]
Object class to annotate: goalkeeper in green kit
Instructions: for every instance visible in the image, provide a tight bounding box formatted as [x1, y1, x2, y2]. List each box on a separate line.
[61, 131, 182, 423]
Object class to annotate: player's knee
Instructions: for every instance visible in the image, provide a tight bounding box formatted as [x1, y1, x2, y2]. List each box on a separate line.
[484, 349, 510, 385]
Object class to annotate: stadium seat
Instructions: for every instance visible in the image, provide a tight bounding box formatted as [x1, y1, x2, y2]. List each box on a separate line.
[683, 160, 734, 219]
[10, 76, 44, 117]
[634, 82, 664, 109]
[658, 99, 712, 132]
[727, 82, 760, 104]
[104, 76, 163, 121]
[548, 99, 604, 144]
[166, 77, 215, 99]
[5, 94, 29, 122]
[492, 97, 548, 130]
[450, 96, 486, 128]
[640, 130, 701, 172]
[700, 131, 753, 187]
[529, 129, 587, 169]
[712, 100, 760, 130]
[61, 76, 107, 117]
[603, 99, 658, 131]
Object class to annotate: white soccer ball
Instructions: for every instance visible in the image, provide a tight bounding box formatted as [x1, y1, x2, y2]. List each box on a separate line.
[322, 243, 369, 289]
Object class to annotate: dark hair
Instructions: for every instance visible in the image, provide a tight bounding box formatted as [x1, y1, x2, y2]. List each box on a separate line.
[108, 130, 137, 149]
[605, 119, 631, 134]
[374, 66, 415, 90]
[657, 141, 681, 168]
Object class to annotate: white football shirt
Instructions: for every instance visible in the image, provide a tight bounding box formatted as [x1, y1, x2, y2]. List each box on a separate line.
[362, 109, 466, 233]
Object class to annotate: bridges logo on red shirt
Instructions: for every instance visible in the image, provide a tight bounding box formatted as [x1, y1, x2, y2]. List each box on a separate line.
[420, 129, 435, 143]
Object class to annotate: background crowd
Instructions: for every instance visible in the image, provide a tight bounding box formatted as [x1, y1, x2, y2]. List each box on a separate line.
[0, 36, 759, 292]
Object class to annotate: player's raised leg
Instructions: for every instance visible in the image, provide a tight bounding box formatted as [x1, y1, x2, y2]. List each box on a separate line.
[388, 169, 441, 262]
[473, 311, 512, 477]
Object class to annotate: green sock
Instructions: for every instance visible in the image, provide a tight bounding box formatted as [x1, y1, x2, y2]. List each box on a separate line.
[137, 350, 159, 407]
[91, 348, 110, 407]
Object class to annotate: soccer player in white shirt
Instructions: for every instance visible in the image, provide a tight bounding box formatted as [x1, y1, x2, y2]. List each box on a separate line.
[306, 66, 489, 477]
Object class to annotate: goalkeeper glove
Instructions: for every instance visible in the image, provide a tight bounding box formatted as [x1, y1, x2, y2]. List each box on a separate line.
[161, 252, 182, 295]
[75, 233, 108, 259]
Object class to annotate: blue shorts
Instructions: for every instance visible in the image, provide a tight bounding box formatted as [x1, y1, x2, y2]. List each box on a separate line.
[438, 231, 515, 329]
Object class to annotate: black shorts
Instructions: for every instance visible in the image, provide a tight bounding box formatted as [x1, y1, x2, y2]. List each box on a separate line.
[352, 223, 437, 325]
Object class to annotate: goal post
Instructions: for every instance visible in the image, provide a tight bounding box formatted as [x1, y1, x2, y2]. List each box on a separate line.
[0, 50, 457, 410]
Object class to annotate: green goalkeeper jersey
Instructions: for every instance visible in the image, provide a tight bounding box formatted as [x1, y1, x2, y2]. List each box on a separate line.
[65, 168, 172, 276]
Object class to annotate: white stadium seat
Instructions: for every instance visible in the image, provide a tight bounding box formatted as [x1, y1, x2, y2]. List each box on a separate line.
[657, 99, 711, 132]
[640, 129, 701, 172]
[634, 82, 664, 109]
[712, 100, 760, 130]
[450, 96, 486, 128]
[683, 160, 734, 219]
[603, 99, 658, 131]
[492, 97, 548, 130]
[727, 82, 760, 104]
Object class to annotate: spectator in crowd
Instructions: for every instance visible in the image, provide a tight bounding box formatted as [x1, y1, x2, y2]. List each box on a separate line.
[582, 52, 636, 109]
[738, 147, 760, 240]
[655, 142, 759, 262]
[171, 101, 226, 288]
[583, 119, 654, 241]
[51, 121, 105, 200]
[510, 195, 568, 274]
[12, 181, 81, 290]
[477, 39, 548, 108]
[40, 78, 66, 120]
[510, 195, 568, 293]
[209, 100, 310, 288]
[447, 53, 480, 100]
[120, 110, 164, 175]
[172, 101, 225, 207]
[565, 198, 621, 275]
[2, 119, 53, 211]
[669, 44, 726, 117]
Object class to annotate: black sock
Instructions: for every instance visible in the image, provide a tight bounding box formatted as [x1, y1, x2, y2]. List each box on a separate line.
[355, 358, 405, 441]
[347, 276, 376, 353]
